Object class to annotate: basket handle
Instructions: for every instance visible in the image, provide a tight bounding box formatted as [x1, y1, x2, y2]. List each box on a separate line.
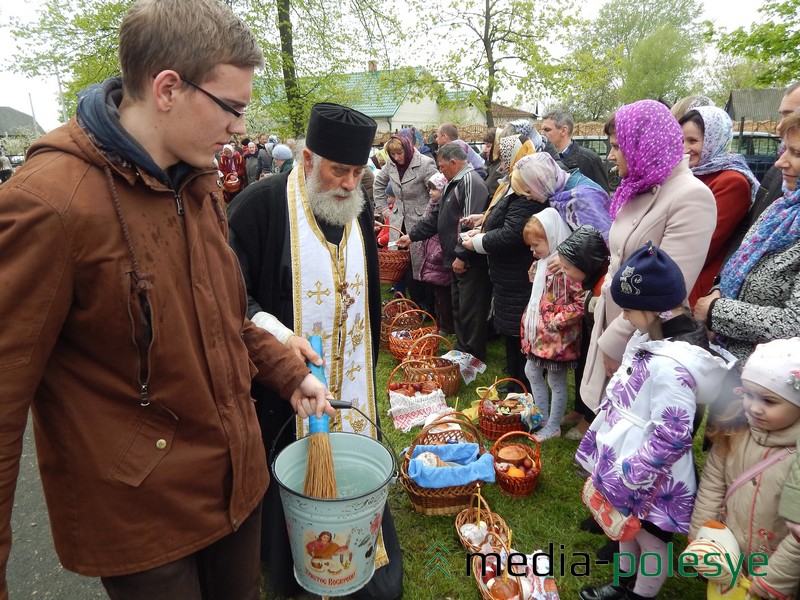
[472, 531, 524, 595]
[406, 333, 453, 359]
[407, 413, 483, 458]
[376, 222, 408, 246]
[490, 430, 541, 460]
[381, 296, 420, 317]
[389, 308, 437, 332]
[479, 377, 529, 401]
[468, 489, 495, 520]
[388, 358, 440, 389]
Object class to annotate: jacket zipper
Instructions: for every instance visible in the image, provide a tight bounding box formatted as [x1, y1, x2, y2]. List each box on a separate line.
[175, 191, 184, 216]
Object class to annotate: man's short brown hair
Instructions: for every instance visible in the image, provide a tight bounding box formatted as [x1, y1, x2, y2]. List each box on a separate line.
[119, 0, 264, 101]
[438, 122, 459, 141]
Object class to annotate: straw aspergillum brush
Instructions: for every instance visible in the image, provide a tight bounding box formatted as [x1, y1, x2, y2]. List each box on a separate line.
[303, 335, 337, 499]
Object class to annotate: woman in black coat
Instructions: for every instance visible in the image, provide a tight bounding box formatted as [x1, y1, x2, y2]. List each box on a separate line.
[462, 186, 545, 389]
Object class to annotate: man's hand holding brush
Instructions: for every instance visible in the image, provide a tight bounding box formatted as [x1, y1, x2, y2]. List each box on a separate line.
[290, 373, 337, 419]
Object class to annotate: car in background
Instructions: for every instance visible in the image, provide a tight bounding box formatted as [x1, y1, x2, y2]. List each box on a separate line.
[572, 135, 621, 191]
[731, 132, 780, 183]
[574, 131, 781, 188]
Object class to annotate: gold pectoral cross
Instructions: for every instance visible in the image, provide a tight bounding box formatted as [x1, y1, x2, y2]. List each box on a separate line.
[340, 281, 355, 321]
[307, 281, 331, 305]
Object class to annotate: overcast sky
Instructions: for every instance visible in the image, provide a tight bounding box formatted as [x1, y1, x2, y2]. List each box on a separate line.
[0, 0, 769, 132]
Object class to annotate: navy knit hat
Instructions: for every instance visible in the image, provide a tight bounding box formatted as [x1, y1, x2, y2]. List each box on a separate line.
[610, 242, 686, 311]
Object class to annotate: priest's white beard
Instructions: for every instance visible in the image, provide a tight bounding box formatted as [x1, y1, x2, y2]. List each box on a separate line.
[306, 169, 365, 227]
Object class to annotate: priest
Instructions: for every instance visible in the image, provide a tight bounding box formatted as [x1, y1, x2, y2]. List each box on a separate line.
[227, 103, 402, 599]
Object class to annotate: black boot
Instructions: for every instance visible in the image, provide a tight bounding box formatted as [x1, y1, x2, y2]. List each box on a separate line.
[596, 538, 620, 561]
[579, 515, 604, 534]
[579, 576, 635, 600]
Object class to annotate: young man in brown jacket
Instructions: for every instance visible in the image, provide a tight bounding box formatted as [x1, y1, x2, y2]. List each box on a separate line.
[0, 1, 333, 598]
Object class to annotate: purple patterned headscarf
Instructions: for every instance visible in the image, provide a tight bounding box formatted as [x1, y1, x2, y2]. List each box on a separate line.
[610, 100, 684, 219]
[689, 106, 760, 204]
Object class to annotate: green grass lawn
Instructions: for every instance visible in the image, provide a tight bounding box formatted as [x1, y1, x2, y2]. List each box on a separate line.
[263, 284, 710, 599]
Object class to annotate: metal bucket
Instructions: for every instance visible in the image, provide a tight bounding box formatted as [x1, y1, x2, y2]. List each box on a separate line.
[272, 429, 396, 597]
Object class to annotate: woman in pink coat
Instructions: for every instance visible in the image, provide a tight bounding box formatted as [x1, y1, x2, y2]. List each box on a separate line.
[580, 100, 717, 415]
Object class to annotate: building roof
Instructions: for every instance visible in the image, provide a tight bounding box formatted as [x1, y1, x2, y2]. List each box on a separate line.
[0, 106, 46, 137]
[725, 88, 785, 122]
[492, 103, 538, 120]
[339, 68, 426, 119]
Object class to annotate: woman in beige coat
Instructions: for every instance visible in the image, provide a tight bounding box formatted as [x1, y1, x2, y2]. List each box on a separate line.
[580, 100, 717, 413]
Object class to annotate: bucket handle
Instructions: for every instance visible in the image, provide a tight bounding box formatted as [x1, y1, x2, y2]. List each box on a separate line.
[270, 400, 400, 482]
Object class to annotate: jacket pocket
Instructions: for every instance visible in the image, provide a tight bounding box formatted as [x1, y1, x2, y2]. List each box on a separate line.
[109, 404, 179, 487]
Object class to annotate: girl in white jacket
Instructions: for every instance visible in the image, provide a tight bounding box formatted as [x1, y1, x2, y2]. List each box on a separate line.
[577, 243, 733, 600]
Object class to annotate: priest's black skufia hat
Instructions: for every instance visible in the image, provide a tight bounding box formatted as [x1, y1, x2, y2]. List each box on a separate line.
[306, 103, 377, 166]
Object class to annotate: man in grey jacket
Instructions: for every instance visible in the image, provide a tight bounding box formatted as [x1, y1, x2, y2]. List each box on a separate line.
[397, 142, 491, 360]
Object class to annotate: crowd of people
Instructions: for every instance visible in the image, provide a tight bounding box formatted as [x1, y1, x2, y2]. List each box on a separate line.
[387, 92, 800, 599]
[0, 0, 799, 598]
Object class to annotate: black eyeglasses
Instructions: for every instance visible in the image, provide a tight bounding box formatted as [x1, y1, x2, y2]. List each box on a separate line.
[179, 74, 245, 119]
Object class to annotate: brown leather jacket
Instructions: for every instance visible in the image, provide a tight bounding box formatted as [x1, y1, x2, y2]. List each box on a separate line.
[0, 119, 308, 589]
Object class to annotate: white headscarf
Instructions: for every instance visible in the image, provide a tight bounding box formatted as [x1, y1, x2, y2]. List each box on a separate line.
[523, 207, 573, 348]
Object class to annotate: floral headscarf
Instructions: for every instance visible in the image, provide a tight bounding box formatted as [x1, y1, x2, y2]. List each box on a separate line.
[508, 119, 545, 151]
[514, 153, 569, 200]
[610, 100, 684, 219]
[720, 184, 800, 300]
[499, 134, 536, 173]
[690, 106, 759, 204]
[388, 134, 415, 179]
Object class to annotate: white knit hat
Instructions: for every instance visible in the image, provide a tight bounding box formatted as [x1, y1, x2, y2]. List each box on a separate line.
[741, 338, 800, 406]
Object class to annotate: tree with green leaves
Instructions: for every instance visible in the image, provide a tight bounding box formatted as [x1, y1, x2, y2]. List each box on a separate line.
[551, 0, 704, 121]
[716, 0, 800, 86]
[9, 0, 132, 119]
[9, 0, 406, 136]
[417, 0, 566, 127]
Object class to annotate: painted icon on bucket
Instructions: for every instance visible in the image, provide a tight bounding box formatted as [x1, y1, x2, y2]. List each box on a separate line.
[304, 528, 355, 581]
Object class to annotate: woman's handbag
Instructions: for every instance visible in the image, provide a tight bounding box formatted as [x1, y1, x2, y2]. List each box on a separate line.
[223, 172, 241, 193]
[581, 478, 642, 542]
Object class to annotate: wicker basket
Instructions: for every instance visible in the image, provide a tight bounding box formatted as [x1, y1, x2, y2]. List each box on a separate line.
[478, 378, 528, 441]
[491, 431, 542, 498]
[380, 294, 421, 351]
[378, 224, 410, 284]
[399, 412, 486, 516]
[455, 490, 510, 553]
[387, 359, 442, 396]
[387, 309, 437, 362]
[403, 334, 461, 397]
[471, 531, 525, 600]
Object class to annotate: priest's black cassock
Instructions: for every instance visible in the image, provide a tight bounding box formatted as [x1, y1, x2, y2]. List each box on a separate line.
[227, 170, 402, 600]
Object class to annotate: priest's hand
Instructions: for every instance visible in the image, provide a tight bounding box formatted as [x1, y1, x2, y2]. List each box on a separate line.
[396, 234, 411, 249]
[286, 335, 323, 367]
[452, 258, 467, 274]
[290, 374, 337, 419]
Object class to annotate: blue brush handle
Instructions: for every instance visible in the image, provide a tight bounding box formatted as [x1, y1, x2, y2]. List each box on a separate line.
[306, 336, 352, 416]
[306, 335, 328, 386]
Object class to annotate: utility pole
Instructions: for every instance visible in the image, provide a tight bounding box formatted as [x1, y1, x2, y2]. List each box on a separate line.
[29, 93, 39, 135]
[54, 63, 68, 123]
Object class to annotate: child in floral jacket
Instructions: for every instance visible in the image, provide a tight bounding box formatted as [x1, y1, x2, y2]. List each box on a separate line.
[520, 207, 586, 441]
[576, 243, 733, 600]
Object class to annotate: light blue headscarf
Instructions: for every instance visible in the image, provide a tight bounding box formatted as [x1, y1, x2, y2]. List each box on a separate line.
[689, 106, 760, 204]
